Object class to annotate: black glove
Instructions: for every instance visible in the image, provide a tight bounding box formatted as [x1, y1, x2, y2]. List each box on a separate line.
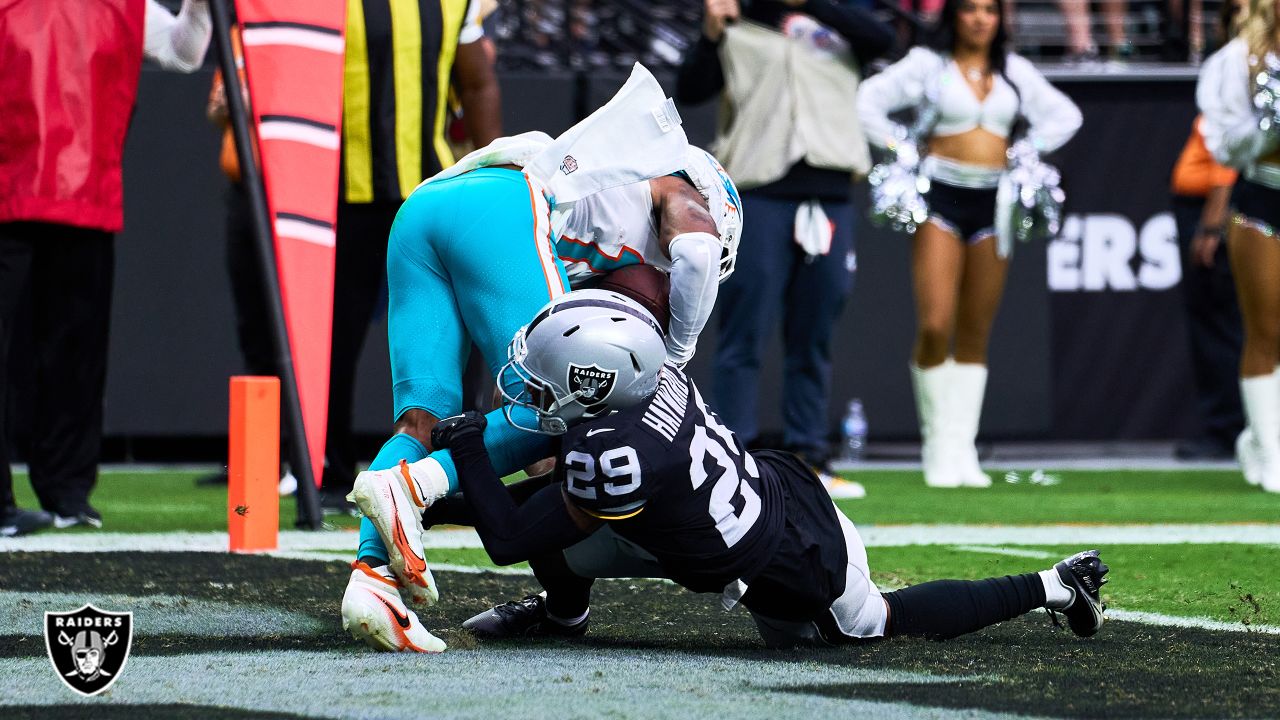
[431, 411, 488, 450]
[420, 493, 474, 530]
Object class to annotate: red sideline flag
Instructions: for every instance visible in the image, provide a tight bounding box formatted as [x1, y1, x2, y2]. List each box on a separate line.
[236, 0, 345, 487]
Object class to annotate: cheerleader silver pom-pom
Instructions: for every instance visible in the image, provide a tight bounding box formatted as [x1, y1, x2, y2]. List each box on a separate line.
[1002, 140, 1066, 245]
[1254, 52, 1280, 136]
[869, 132, 930, 234]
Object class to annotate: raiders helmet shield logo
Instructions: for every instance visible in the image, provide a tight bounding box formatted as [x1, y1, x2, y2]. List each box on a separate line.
[45, 605, 132, 696]
[567, 363, 617, 413]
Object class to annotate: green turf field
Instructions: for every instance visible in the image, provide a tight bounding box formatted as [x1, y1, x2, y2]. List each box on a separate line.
[13, 467, 1280, 531]
[3, 467, 1279, 718]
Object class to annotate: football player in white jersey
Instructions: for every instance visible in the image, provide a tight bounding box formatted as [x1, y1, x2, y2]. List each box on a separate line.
[553, 146, 742, 366]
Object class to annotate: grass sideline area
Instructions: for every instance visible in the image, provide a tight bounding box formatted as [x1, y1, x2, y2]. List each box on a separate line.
[5, 466, 1280, 717]
[13, 467, 1280, 532]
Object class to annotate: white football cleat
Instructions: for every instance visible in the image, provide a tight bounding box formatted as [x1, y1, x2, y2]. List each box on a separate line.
[817, 469, 867, 499]
[348, 459, 447, 606]
[342, 562, 446, 653]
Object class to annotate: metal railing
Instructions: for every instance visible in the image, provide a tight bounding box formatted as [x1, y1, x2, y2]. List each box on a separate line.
[488, 0, 1232, 70]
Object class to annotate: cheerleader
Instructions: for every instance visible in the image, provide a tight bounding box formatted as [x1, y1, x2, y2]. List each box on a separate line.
[856, 0, 1081, 487]
[1197, 0, 1280, 492]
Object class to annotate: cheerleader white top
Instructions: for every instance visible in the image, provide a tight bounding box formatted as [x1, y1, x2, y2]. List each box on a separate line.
[856, 48, 1082, 154]
[1197, 38, 1280, 182]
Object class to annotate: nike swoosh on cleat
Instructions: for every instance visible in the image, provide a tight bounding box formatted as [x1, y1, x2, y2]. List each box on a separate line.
[375, 595, 412, 629]
[389, 494, 429, 583]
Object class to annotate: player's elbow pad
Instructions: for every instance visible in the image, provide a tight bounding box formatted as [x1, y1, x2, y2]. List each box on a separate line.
[666, 232, 720, 366]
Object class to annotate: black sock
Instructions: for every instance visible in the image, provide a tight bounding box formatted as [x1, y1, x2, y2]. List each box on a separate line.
[529, 551, 594, 621]
[882, 573, 1047, 640]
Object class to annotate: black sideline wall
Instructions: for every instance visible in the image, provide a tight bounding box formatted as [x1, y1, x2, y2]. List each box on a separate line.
[9, 68, 1200, 447]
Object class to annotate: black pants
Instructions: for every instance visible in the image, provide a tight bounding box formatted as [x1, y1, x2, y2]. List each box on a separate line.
[226, 189, 401, 490]
[711, 191, 855, 460]
[325, 200, 400, 490]
[0, 222, 113, 515]
[226, 184, 278, 378]
[1172, 194, 1245, 446]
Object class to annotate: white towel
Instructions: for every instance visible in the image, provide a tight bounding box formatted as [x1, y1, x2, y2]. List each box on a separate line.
[794, 199, 834, 258]
[418, 63, 689, 206]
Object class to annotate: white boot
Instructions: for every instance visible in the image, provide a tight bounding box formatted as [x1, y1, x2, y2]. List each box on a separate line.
[949, 362, 992, 488]
[1240, 373, 1280, 492]
[912, 363, 960, 488]
[1237, 428, 1261, 486]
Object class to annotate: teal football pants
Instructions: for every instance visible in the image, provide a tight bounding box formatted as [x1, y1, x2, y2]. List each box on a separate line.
[357, 168, 567, 564]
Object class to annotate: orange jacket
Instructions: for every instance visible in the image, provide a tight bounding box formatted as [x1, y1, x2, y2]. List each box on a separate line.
[1171, 116, 1237, 197]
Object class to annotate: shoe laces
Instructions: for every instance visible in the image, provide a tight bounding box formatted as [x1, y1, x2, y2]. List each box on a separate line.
[494, 595, 544, 619]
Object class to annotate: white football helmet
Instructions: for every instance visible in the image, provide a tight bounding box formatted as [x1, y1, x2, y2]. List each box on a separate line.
[499, 289, 667, 435]
[681, 146, 743, 282]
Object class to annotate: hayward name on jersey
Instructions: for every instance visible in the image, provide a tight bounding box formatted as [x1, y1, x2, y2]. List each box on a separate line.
[555, 365, 785, 592]
[552, 180, 668, 283]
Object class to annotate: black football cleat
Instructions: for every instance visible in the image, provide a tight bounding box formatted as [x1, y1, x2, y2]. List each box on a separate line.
[0, 506, 55, 537]
[462, 594, 588, 639]
[52, 504, 102, 530]
[1052, 550, 1109, 637]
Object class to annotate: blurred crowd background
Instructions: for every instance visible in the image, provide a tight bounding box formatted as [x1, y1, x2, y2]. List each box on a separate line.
[490, 0, 1230, 69]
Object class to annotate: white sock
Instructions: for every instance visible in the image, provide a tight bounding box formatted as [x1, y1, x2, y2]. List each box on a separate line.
[1039, 569, 1074, 610]
[405, 457, 451, 505]
[546, 607, 589, 627]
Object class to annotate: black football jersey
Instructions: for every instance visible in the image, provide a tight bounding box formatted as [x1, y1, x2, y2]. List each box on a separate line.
[555, 365, 786, 592]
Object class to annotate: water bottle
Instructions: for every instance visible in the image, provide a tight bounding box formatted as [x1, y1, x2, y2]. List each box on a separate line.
[840, 399, 868, 463]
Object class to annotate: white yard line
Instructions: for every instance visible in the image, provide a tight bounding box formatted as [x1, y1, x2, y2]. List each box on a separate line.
[1106, 609, 1280, 635]
[0, 528, 481, 553]
[857, 524, 1280, 546]
[7, 524, 1280, 554]
[5, 529, 1279, 639]
[949, 545, 1056, 559]
[833, 460, 1238, 471]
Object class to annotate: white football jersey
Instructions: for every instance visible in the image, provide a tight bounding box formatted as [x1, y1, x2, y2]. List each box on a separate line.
[551, 180, 667, 284]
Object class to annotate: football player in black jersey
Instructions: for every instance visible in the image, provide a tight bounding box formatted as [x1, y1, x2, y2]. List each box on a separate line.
[419, 289, 1110, 646]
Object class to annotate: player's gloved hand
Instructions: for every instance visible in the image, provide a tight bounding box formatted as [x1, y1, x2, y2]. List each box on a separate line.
[431, 411, 488, 450]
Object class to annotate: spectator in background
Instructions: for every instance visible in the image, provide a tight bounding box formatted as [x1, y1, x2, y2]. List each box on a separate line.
[676, 0, 894, 499]
[0, 0, 211, 536]
[1170, 118, 1243, 460]
[1197, 0, 1280, 492]
[1057, 0, 1131, 61]
[322, 0, 502, 509]
[1169, 0, 1246, 461]
[857, 0, 1080, 488]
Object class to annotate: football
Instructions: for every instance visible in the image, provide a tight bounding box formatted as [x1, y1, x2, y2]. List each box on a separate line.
[589, 264, 671, 332]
